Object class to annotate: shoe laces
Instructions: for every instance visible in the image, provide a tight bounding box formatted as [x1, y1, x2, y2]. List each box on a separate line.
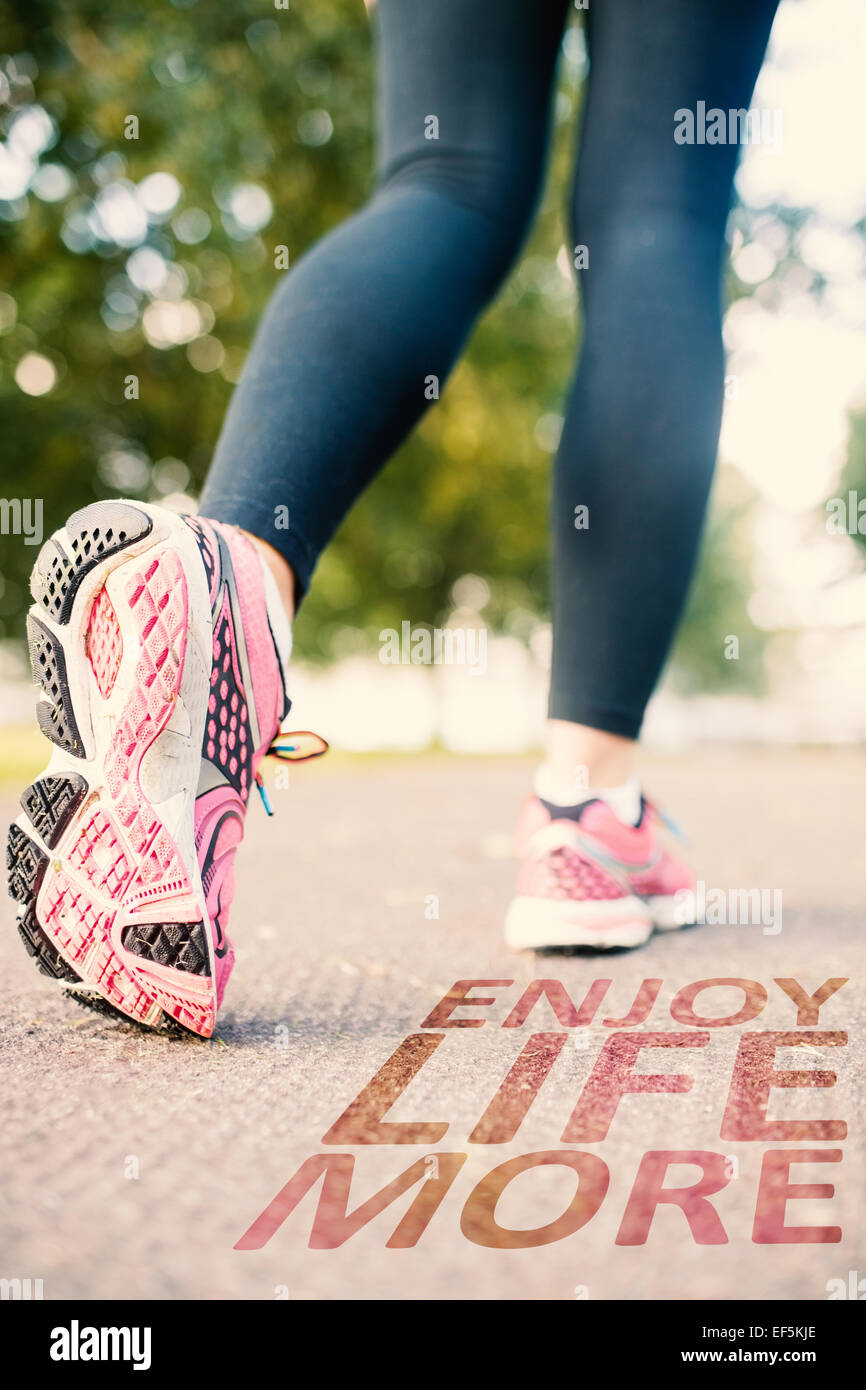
[642, 795, 690, 844]
[254, 729, 329, 815]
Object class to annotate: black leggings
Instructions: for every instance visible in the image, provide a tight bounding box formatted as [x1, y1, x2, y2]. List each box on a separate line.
[201, 0, 779, 738]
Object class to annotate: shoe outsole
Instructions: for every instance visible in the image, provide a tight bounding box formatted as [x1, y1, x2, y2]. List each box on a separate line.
[20, 772, 88, 848]
[31, 501, 153, 626]
[27, 614, 85, 757]
[504, 895, 654, 951]
[17, 902, 82, 982]
[7, 501, 217, 1037]
[504, 892, 696, 951]
[120, 920, 210, 974]
[62, 985, 191, 1037]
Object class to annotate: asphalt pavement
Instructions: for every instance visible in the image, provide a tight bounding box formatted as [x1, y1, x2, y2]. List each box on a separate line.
[0, 748, 862, 1300]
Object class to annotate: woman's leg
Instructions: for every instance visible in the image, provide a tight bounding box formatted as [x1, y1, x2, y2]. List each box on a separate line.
[545, 0, 779, 796]
[201, 0, 569, 614]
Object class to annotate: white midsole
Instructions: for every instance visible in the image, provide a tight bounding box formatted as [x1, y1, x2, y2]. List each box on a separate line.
[642, 893, 696, 930]
[504, 894, 653, 950]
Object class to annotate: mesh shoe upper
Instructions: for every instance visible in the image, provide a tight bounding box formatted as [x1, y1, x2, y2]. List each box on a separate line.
[184, 517, 287, 1004]
[514, 794, 694, 905]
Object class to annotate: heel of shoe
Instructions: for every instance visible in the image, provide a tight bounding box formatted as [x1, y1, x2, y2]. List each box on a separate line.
[505, 895, 654, 951]
[8, 503, 218, 1036]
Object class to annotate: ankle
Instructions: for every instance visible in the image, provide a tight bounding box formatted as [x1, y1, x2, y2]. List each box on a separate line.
[241, 532, 296, 622]
[543, 719, 637, 797]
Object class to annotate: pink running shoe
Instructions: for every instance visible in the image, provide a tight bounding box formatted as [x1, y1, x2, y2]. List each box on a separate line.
[504, 793, 695, 951]
[6, 500, 325, 1037]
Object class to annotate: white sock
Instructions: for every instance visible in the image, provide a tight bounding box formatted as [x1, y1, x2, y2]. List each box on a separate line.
[534, 765, 642, 827]
[258, 555, 292, 707]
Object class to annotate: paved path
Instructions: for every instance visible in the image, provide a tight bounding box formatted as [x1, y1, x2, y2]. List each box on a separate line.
[1, 750, 862, 1300]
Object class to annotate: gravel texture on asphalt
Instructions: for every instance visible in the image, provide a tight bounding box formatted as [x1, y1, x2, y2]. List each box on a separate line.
[1, 750, 862, 1300]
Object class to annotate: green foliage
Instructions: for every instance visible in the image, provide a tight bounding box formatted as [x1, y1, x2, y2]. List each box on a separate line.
[669, 476, 766, 695]
[0, 0, 760, 692]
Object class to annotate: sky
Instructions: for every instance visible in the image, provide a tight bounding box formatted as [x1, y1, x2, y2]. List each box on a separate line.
[717, 0, 866, 693]
[723, 0, 866, 511]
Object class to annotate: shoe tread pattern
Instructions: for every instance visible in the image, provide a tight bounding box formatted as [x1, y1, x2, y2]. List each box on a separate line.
[20, 773, 88, 849]
[26, 615, 85, 757]
[6, 822, 81, 981]
[62, 987, 189, 1036]
[31, 502, 152, 625]
[120, 920, 209, 975]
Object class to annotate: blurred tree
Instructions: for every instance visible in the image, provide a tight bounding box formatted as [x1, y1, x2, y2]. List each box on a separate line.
[0, 0, 763, 692]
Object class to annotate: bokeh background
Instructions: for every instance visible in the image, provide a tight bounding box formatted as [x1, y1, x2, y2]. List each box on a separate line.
[0, 3, 863, 1305]
[0, 0, 864, 752]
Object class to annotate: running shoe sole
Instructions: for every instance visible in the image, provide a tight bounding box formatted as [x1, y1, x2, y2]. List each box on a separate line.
[504, 894, 654, 950]
[642, 892, 696, 932]
[6, 500, 218, 1036]
[504, 891, 696, 950]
